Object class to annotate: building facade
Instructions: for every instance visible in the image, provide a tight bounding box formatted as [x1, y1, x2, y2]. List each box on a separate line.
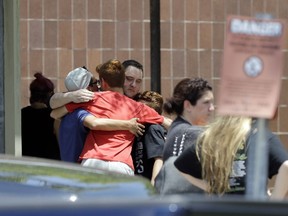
[19, 0, 288, 147]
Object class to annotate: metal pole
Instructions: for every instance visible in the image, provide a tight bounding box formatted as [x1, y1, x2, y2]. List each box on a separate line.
[245, 13, 273, 200]
[246, 118, 268, 199]
[0, 0, 4, 153]
[150, 0, 161, 93]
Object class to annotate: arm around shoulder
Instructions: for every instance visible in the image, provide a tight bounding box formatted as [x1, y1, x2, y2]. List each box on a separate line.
[49, 89, 95, 109]
[50, 106, 69, 119]
[50, 92, 73, 109]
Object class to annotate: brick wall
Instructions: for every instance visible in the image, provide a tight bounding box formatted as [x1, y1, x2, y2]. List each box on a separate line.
[20, 0, 288, 147]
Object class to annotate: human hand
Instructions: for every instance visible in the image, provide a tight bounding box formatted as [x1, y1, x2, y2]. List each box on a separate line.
[129, 118, 145, 137]
[70, 89, 95, 103]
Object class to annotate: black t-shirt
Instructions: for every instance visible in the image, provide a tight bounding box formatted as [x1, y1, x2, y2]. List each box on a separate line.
[154, 117, 205, 195]
[174, 125, 288, 194]
[21, 106, 60, 160]
[162, 116, 203, 162]
[132, 124, 166, 180]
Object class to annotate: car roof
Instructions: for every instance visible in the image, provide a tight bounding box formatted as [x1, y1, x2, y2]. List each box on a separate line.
[0, 154, 156, 202]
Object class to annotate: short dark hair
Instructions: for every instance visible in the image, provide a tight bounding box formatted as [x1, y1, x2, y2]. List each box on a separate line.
[122, 59, 143, 72]
[164, 77, 212, 115]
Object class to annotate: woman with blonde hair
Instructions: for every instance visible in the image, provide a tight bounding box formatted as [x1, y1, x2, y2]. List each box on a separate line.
[174, 115, 288, 199]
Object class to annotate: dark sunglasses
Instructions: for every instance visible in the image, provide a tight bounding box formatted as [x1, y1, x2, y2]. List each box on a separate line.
[89, 79, 99, 86]
[89, 79, 101, 91]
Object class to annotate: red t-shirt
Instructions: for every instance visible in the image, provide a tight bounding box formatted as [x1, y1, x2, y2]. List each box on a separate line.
[65, 91, 164, 170]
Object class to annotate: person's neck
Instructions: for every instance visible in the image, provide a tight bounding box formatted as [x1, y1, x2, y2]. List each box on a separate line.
[31, 102, 47, 109]
[105, 87, 124, 94]
[180, 114, 192, 125]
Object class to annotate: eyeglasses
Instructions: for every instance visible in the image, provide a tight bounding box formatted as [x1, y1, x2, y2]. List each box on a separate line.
[81, 66, 101, 91]
[89, 79, 100, 86]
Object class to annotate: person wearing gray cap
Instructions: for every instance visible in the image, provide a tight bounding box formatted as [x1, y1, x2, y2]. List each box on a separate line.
[50, 66, 144, 163]
[64, 67, 100, 92]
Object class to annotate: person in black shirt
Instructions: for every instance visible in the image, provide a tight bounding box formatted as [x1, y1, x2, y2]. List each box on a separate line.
[21, 72, 60, 160]
[132, 91, 166, 185]
[154, 78, 214, 195]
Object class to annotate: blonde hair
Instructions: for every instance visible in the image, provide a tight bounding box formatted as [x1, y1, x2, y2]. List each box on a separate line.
[196, 115, 252, 194]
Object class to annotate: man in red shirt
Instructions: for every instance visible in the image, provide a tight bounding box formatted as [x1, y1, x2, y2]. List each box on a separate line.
[51, 59, 171, 175]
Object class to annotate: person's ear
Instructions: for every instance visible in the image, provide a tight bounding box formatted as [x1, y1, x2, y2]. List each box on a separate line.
[183, 100, 193, 112]
[100, 78, 108, 89]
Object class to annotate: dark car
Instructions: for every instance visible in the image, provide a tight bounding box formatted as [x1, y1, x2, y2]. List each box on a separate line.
[0, 154, 154, 200]
[0, 154, 188, 216]
[1, 154, 288, 216]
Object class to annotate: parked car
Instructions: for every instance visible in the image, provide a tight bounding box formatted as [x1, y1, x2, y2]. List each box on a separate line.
[0, 154, 154, 200]
[1, 154, 288, 216]
[0, 154, 188, 216]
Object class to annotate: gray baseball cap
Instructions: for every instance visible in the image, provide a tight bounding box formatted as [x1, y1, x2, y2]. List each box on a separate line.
[65, 67, 93, 91]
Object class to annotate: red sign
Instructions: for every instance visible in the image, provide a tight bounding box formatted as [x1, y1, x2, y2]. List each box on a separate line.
[217, 15, 286, 118]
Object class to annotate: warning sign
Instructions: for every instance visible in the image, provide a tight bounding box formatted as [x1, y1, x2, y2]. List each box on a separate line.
[217, 15, 286, 118]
